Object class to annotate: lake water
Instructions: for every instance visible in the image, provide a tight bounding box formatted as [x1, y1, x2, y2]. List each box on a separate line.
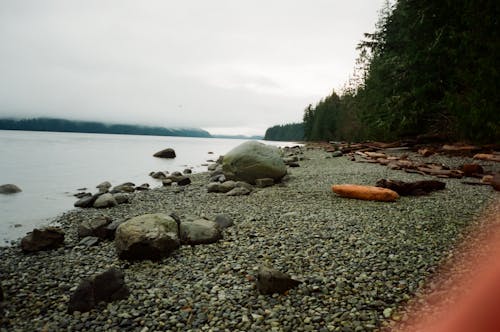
[0, 130, 296, 244]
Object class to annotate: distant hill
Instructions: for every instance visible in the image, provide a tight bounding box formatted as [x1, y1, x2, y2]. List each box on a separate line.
[211, 134, 263, 140]
[0, 118, 212, 138]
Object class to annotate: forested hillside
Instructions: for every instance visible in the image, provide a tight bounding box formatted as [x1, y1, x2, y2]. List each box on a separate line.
[269, 0, 499, 143]
[0, 118, 212, 138]
[264, 123, 304, 141]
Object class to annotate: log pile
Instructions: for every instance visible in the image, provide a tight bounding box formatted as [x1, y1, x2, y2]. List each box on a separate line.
[309, 141, 500, 191]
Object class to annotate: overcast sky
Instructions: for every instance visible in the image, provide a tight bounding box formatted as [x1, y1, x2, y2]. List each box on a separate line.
[0, 0, 387, 135]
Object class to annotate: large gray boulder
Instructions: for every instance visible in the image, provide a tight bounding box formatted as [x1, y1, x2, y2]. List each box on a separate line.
[179, 219, 222, 245]
[115, 213, 180, 260]
[222, 141, 286, 184]
[0, 184, 22, 194]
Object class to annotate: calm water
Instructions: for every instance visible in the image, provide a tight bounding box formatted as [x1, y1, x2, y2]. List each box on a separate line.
[0, 130, 296, 244]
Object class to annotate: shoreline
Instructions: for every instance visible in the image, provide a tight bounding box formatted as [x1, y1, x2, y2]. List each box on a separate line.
[1, 147, 498, 331]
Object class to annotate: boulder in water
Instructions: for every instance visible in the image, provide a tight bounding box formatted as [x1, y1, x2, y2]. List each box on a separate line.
[153, 148, 176, 158]
[0, 184, 22, 194]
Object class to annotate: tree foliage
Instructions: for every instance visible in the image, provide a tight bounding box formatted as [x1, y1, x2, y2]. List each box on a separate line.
[264, 123, 304, 141]
[297, 0, 500, 142]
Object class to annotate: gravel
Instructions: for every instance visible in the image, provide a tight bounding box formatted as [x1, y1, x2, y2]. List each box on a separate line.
[1, 147, 498, 331]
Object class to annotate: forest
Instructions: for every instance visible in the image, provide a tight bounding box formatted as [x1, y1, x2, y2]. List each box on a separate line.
[267, 0, 499, 143]
[0, 118, 212, 138]
[264, 123, 304, 141]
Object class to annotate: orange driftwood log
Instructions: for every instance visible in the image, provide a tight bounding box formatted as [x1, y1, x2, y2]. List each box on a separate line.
[331, 184, 399, 202]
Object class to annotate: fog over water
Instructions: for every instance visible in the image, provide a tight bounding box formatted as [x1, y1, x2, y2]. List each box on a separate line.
[0, 1, 387, 136]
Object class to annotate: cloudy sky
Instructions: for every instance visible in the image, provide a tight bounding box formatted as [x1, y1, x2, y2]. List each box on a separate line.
[0, 0, 387, 135]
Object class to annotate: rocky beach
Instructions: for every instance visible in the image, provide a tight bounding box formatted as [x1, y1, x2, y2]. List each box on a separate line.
[1, 144, 499, 332]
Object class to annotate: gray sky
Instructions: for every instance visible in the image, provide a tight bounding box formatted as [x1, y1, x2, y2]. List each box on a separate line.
[0, 0, 386, 135]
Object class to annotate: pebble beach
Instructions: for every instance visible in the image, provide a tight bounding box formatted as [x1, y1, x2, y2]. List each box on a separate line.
[1, 147, 498, 332]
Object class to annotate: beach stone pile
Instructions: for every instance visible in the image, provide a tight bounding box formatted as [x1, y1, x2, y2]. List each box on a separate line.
[1, 146, 499, 331]
[74, 181, 144, 208]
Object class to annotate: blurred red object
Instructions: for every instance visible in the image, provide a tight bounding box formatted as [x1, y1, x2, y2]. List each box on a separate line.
[399, 198, 500, 332]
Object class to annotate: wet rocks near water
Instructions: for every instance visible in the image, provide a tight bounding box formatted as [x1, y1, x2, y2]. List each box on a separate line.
[74, 194, 98, 208]
[96, 181, 111, 193]
[111, 182, 135, 193]
[256, 265, 302, 295]
[135, 183, 150, 191]
[68, 268, 129, 313]
[0, 184, 22, 194]
[153, 148, 176, 158]
[114, 213, 180, 260]
[20, 227, 65, 252]
[376, 179, 446, 196]
[93, 193, 118, 208]
[222, 141, 287, 184]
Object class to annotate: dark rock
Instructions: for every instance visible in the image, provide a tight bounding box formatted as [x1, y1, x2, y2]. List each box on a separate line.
[74, 194, 98, 208]
[20, 227, 65, 252]
[183, 169, 192, 174]
[151, 171, 168, 179]
[78, 216, 112, 239]
[460, 164, 484, 177]
[332, 151, 343, 157]
[74, 192, 91, 199]
[162, 179, 173, 186]
[492, 173, 500, 191]
[68, 268, 129, 313]
[256, 265, 302, 294]
[176, 176, 191, 186]
[153, 148, 176, 158]
[376, 179, 446, 196]
[214, 214, 234, 229]
[135, 183, 150, 191]
[287, 162, 300, 167]
[106, 219, 124, 235]
[255, 178, 274, 188]
[0, 184, 22, 194]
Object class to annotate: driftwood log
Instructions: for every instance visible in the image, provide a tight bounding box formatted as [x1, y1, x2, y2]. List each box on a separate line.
[376, 179, 446, 196]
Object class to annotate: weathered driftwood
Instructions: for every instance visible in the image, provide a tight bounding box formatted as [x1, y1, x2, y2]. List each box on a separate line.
[332, 184, 399, 202]
[473, 153, 500, 162]
[376, 179, 446, 196]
